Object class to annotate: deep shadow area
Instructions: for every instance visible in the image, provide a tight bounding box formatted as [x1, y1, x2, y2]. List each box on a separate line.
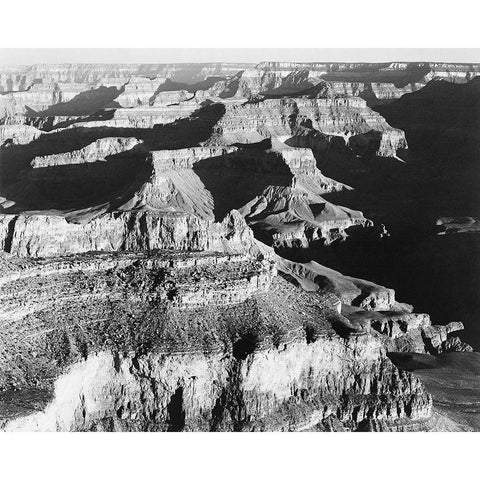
[288, 230, 480, 350]
[155, 77, 226, 94]
[286, 79, 480, 228]
[23, 152, 151, 211]
[286, 131, 419, 227]
[218, 72, 243, 99]
[0, 103, 226, 212]
[232, 333, 260, 360]
[389, 351, 480, 431]
[279, 80, 480, 350]
[376, 78, 480, 133]
[26, 86, 121, 117]
[193, 148, 292, 221]
[321, 62, 432, 88]
[263, 70, 315, 96]
[27, 109, 118, 132]
[373, 79, 480, 222]
[166, 386, 186, 431]
[0, 388, 53, 422]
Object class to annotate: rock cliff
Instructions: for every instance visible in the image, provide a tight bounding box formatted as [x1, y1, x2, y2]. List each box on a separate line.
[0, 61, 477, 432]
[0, 251, 432, 432]
[31, 137, 142, 168]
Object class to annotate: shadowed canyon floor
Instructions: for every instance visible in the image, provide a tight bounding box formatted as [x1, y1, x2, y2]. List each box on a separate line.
[0, 61, 479, 431]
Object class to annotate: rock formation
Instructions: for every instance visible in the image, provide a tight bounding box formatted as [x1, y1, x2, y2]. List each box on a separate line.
[0, 250, 432, 432]
[31, 137, 143, 168]
[0, 60, 477, 432]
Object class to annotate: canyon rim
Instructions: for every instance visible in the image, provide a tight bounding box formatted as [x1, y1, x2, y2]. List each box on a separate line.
[0, 51, 479, 434]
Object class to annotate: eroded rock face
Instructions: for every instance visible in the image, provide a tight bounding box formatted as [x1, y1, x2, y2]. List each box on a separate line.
[115, 77, 166, 108]
[278, 258, 396, 310]
[277, 257, 472, 357]
[31, 137, 142, 168]
[2, 337, 432, 432]
[242, 186, 369, 248]
[0, 63, 252, 93]
[0, 124, 42, 146]
[0, 83, 120, 120]
[0, 61, 477, 432]
[0, 251, 430, 432]
[149, 146, 238, 170]
[62, 104, 199, 129]
[208, 94, 406, 158]
[0, 210, 264, 259]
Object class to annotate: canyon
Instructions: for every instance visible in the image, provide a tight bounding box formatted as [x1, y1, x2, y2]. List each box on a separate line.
[0, 60, 478, 431]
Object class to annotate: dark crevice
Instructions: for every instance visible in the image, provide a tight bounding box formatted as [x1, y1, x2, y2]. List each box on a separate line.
[167, 386, 186, 431]
[232, 333, 260, 361]
[3, 215, 17, 253]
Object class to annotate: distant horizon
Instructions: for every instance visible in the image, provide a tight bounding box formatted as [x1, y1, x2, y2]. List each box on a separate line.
[1, 48, 479, 65]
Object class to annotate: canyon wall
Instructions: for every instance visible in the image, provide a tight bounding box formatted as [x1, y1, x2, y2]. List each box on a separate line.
[0, 61, 477, 431]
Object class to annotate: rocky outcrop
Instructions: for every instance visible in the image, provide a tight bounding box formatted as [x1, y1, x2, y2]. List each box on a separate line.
[0, 124, 42, 146]
[209, 98, 297, 144]
[0, 250, 275, 322]
[436, 217, 480, 235]
[0, 250, 431, 432]
[293, 95, 407, 157]
[236, 145, 365, 248]
[0, 83, 119, 119]
[209, 94, 406, 158]
[278, 257, 473, 356]
[0, 209, 270, 260]
[0, 63, 252, 93]
[278, 258, 396, 310]
[31, 137, 142, 168]
[241, 186, 368, 248]
[150, 90, 193, 106]
[0, 61, 477, 433]
[123, 144, 348, 226]
[366, 82, 417, 105]
[0, 66, 32, 93]
[0, 83, 65, 117]
[149, 146, 238, 170]
[224, 62, 480, 102]
[1, 335, 432, 432]
[115, 77, 166, 107]
[343, 307, 472, 355]
[421, 323, 473, 354]
[64, 103, 200, 129]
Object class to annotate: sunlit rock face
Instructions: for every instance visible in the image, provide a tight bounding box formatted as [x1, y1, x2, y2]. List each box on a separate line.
[0, 124, 42, 145]
[0, 251, 432, 432]
[0, 60, 477, 431]
[31, 137, 143, 167]
[207, 92, 406, 158]
[0, 209, 264, 258]
[115, 77, 167, 108]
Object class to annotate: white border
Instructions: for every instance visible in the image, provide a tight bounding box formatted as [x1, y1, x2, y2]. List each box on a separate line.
[1, 0, 479, 478]
[0, 431, 478, 478]
[1, 0, 479, 49]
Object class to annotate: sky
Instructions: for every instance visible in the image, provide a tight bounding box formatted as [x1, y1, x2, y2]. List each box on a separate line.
[0, 48, 479, 65]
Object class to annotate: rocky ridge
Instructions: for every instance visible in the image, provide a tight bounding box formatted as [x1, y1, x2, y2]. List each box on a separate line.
[0, 250, 433, 432]
[0, 61, 477, 431]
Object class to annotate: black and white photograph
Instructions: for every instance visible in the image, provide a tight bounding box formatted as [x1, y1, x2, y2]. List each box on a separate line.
[0, 1, 478, 478]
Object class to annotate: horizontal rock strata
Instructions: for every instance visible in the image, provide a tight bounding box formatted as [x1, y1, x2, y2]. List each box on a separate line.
[0, 251, 431, 432]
